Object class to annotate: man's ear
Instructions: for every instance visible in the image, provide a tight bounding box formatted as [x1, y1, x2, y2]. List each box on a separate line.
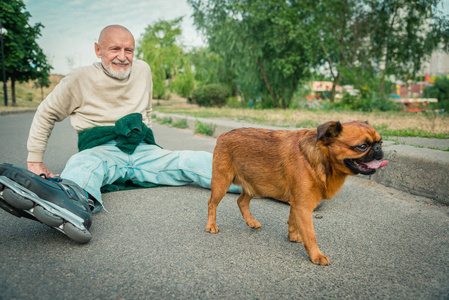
[317, 121, 343, 142]
[94, 43, 102, 58]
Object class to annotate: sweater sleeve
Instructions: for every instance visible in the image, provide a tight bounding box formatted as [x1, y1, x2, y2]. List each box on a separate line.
[26, 73, 82, 162]
[145, 63, 153, 128]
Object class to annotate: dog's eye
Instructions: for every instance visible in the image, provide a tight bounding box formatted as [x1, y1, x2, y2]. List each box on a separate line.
[356, 144, 368, 151]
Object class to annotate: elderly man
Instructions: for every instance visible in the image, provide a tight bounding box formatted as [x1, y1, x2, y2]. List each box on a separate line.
[0, 25, 238, 243]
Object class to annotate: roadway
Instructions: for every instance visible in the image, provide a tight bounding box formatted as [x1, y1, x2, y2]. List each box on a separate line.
[0, 112, 448, 299]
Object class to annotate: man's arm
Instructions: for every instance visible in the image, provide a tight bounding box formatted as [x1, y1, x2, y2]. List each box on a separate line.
[145, 62, 153, 128]
[27, 74, 79, 175]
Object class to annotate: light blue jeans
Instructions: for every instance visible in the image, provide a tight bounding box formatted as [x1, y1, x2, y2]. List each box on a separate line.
[61, 141, 240, 212]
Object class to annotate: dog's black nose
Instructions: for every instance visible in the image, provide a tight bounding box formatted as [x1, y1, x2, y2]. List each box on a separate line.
[373, 143, 383, 160]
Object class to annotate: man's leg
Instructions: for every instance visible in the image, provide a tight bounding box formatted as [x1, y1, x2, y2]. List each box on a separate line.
[61, 141, 129, 212]
[132, 144, 241, 193]
[0, 163, 94, 243]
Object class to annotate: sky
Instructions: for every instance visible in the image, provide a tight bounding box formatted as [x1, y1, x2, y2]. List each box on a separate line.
[22, 0, 206, 75]
[20, 0, 449, 75]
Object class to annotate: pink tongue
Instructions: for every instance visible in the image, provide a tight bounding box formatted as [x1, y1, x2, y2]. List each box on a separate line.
[363, 160, 389, 169]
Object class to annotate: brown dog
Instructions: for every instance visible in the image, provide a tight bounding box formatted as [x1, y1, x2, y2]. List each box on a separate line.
[206, 121, 388, 265]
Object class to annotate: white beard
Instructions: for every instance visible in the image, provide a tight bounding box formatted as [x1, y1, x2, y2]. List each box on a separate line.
[101, 58, 132, 80]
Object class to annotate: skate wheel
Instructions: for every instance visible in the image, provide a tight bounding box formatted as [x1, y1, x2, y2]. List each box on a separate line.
[63, 222, 92, 244]
[0, 198, 23, 218]
[3, 188, 34, 210]
[34, 205, 63, 227]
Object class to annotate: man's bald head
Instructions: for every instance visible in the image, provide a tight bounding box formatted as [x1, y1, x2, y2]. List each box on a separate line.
[95, 25, 135, 80]
[98, 25, 135, 47]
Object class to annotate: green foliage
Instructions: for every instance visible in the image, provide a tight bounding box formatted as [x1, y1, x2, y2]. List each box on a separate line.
[374, 124, 449, 139]
[325, 91, 402, 112]
[423, 77, 449, 112]
[188, 0, 320, 109]
[317, 0, 447, 99]
[191, 84, 229, 107]
[157, 117, 172, 125]
[34, 74, 50, 101]
[170, 66, 195, 98]
[194, 120, 216, 136]
[137, 18, 194, 99]
[186, 0, 448, 111]
[188, 48, 225, 84]
[172, 118, 189, 129]
[226, 97, 247, 108]
[1, 0, 52, 106]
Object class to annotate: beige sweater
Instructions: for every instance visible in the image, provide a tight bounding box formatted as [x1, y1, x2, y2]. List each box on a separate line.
[27, 60, 153, 162]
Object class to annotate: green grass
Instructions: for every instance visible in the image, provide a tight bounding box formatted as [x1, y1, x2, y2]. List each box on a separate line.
[157, 117, 173, 125]
[194, 120, 216, 136]
[172, 118, 189, 129]
[155, 105, 449, 139]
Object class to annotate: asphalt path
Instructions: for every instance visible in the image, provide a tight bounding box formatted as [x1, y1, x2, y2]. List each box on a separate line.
[0, 112, 448, 299]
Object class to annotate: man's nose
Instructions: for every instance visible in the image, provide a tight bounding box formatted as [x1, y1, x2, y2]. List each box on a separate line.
[117, 50, 126, 61]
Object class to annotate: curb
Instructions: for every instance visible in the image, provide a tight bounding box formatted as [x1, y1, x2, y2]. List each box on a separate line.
[0, 109, 36, 116]
[154, 112, 449, 206]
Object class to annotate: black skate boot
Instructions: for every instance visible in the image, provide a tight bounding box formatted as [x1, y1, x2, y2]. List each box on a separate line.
[0, 163, 93, 243]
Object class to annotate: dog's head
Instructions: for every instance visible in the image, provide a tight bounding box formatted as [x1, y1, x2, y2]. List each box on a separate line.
[317, 121, 388, 175]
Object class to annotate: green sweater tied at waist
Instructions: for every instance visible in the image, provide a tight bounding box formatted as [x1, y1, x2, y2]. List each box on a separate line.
[78, 113, 158, 154]
[77, 113, 161, 194]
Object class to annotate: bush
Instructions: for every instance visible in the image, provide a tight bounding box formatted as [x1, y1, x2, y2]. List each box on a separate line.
[423, 77, 449, 112]
[194, 120, 216, 136]
[325, 91, 402, 112]
[157, 117, 172, 125]
[173, 118, 189, 129]
[192, 84, 229, 107]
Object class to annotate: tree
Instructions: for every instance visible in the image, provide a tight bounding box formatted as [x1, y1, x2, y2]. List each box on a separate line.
[34, 73, 50, 101]
[0, 0, 52, 106]
[189, 0, 321, 109]
[318, 0, 449, 100]
[137, 17, 195, 99]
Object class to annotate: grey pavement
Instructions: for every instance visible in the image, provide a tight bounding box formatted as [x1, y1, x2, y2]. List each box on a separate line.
[0, 112, 448, 299]
[155, 112, 449, 205]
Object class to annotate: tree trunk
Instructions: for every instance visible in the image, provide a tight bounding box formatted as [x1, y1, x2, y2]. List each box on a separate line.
[41, 86, 44, 101]
[11, 78, 16, 106]
[257, 57, 280, 108]
[329, 72, 340, 102]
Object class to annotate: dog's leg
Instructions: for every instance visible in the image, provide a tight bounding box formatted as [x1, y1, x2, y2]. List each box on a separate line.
[206, 181, 230, 234]
[237, 191, 260, 229]
[290, 202, 330, 266]
[287, 213, 302, 243]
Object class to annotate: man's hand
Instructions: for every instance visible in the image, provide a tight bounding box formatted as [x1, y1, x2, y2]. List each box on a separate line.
[27, 162, 55, 178]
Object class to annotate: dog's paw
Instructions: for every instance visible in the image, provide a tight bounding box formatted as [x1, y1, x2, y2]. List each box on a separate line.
[245, 218, 261, 229]
[206, 223, 219, 234]
[310, 253, 330, 266]
[288, 230, 303, 243]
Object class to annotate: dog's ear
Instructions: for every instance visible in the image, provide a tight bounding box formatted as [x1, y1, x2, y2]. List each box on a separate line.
[317, 121, 343, 142]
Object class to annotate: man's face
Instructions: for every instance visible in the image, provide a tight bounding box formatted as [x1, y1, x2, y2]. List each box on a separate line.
[95, 27, 135, 80]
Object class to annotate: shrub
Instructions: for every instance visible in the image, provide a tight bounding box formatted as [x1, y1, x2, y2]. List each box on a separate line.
[194, 120, 216, 136]
[324, 92, 402, 112]
[423, 76, 449, 112]
[192, 84, 229, 107]
[157, 117, 172, 125]
[173, 118, 189, 129]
